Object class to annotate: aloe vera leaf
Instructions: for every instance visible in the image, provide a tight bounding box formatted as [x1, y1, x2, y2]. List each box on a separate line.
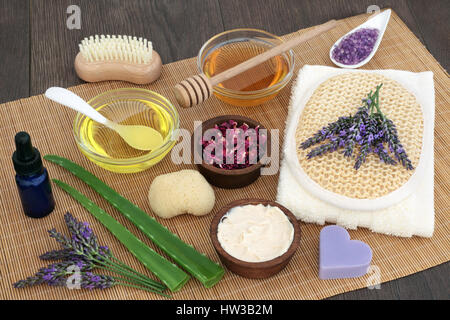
[45, 155, 225, 288]
[53, 179, 190, 292]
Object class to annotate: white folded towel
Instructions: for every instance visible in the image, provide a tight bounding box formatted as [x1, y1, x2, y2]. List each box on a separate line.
[277, 65, 434, 237]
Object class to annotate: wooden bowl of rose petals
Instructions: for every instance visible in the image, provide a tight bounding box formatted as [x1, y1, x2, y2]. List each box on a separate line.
[192, 115, 270, 189]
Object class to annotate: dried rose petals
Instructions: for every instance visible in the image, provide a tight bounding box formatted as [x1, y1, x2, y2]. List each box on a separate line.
[332, 28, 379, 65]
[201, 120, 267, 170]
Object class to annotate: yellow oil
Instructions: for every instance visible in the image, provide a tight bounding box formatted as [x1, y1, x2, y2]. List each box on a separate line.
[78, 99, 175, 173]
[202, 39, 290, 106]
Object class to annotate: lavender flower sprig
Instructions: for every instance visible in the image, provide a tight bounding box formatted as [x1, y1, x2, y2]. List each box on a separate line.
[78, 272, 169, 296]
[306, 138, 341, 159]
[39, 249, 76, 261]
[14, 212, 169, 297]
[374, 142, 397, 165]
[300, 116, 353, 150]
[63, 212, 112, 261]
[343, 106, 370, 158]
[15, 262, 169, 297]
[379, 115, 414, 170]
[80, 272, 116, 290]
[354, 138, 370, 170]
[46, 223, 166, 292]
[15, 268, 116, 290]
[53, 213, 164, 290]
[13, 259, 94, 288]
[301, 84, 414, 171]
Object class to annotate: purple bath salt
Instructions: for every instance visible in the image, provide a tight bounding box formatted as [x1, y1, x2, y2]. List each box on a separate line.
[332, 28, 379, 65]
[319, 225, 372, 279]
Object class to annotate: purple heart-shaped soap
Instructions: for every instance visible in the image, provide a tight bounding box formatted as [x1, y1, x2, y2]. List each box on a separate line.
[319, 225, 372, 280]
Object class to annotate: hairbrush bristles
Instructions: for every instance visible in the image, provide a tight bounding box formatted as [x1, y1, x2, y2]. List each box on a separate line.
[79, 35, 153, 64]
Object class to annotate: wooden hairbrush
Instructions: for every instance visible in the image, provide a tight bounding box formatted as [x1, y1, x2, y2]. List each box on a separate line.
[174, 20, 337, 108]
[74, 35, 162, 85]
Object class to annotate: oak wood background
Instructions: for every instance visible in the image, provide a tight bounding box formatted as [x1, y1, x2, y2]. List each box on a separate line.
[0, 0, 448, 300]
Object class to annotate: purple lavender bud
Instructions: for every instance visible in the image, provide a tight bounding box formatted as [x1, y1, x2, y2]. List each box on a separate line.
[80, 273, 116, 290]
[359, 123, 366, 134]
[47, 277, 66, 287]
[43, 274, 53, 281]
[40, 249, 76, 261]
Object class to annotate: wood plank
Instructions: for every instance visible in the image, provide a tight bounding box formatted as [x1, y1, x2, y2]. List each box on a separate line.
[407, 0, 449, 70]
[30, 0, 224, 95]
[143, 0, 224, 62]
[0, 0, 29, 103]
[218, 0, 423, 38]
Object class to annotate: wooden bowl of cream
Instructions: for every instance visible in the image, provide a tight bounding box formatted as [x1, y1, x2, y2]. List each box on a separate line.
[210, 199, 301, 278]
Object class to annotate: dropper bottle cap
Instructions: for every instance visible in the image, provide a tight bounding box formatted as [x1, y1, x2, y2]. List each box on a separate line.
[12, 131, 43, 176]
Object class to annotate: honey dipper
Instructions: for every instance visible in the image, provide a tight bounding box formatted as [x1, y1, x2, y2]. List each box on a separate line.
[174, 19, 337, 108]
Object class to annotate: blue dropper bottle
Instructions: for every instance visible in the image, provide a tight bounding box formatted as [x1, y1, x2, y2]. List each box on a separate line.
[12, 131, 55, 218]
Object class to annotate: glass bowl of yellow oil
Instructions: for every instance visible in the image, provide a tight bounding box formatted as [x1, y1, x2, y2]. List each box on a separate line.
[73, 88, 179, 173]
[198, 28, 295, 107]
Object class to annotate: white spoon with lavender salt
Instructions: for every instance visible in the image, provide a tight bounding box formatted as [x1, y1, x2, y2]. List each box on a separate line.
[330, 9, 391, 68]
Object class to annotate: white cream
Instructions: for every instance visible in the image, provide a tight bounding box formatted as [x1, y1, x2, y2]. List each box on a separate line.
[217, 204, 294, 263]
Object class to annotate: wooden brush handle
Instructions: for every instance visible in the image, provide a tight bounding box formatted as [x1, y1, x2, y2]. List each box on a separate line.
[75, 50, 162, 85]
[174, 19, 337, 108]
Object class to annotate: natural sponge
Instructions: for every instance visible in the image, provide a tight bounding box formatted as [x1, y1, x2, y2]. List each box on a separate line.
[148, 170, 215, 218]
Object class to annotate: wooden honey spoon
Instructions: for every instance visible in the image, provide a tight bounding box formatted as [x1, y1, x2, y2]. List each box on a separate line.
[174, 19, 337, 108]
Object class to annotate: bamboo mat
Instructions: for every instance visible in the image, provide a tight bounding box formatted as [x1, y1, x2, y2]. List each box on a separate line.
[0, 11, 449, 300]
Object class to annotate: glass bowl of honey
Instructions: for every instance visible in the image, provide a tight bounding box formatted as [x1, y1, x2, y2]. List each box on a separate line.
[198, 28, 295, 107]
[73, 88, 179, 173]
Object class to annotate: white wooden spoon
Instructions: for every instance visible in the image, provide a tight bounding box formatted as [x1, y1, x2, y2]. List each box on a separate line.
[45, 87, 164, 151]
[330, 9, 391, 69]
